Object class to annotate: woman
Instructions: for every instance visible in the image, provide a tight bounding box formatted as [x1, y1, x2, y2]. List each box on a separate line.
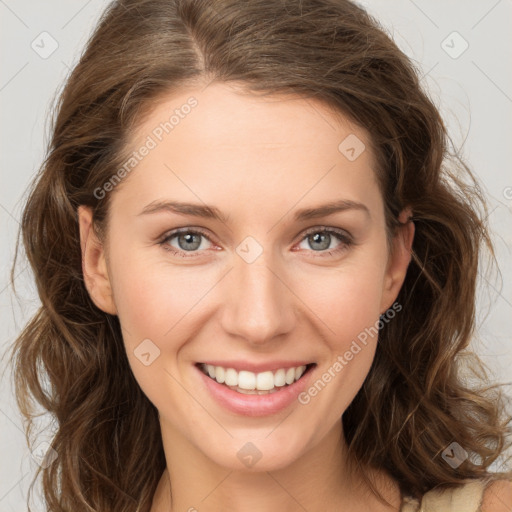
[10, 0, 512, 510]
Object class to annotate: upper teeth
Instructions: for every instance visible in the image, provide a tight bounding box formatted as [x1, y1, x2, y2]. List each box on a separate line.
[202, 364, 308, 391]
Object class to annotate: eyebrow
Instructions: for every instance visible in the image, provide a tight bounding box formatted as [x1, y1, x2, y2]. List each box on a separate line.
[291, 199, 370, 221]
[138, 200, 231, 223]
[138, 199, 370, 223]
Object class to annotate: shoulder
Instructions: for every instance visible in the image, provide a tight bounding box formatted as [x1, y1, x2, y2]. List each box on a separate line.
[401, 477, 512, 512]
[480, 478, 512, 512]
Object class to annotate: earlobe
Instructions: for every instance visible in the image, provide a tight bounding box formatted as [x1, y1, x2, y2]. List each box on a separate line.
[380, 207, 415, 313]
[78, 205, 117, 315]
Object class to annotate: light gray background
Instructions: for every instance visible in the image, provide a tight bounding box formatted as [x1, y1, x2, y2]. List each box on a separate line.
[1, 0, 511, 509]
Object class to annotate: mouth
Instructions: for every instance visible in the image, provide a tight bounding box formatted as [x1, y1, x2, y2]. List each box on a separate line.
[196, 362, 316, 395]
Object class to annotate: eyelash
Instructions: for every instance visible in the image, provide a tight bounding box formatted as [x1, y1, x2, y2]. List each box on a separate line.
[158, 226, 353, 259]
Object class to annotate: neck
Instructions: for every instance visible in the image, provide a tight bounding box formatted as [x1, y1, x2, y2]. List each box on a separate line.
[150, 420, 402, 512]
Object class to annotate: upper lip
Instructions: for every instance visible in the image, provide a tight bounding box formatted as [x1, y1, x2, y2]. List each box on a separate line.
[197, 360, 315, 373]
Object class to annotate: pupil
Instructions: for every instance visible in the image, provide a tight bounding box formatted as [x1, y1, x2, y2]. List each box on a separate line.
[179, 233, 201, 250]
[310, 232, 330, 251]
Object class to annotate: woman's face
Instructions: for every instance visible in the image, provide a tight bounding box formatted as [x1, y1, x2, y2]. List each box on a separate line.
[80, 82, 413, 472]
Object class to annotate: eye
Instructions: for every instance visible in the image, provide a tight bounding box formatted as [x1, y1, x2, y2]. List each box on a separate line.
[158, 226, 353, 259]
[159, 228, 214, 258]
[295, 227, 353, 257]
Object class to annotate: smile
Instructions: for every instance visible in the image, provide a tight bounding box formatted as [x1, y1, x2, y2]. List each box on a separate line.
[198, 363, 313, 394]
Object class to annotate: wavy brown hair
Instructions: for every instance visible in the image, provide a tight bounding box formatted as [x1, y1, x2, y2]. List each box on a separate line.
[9, 0, 512, 510]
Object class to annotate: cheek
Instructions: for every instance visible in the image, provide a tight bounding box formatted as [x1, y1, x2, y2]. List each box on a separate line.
[290, 253, 387, 413]
[292, 255, 387, 342]
[109, 256, 205, 411]
[107, 248, 224, 398]
[108, 245, 212, 341]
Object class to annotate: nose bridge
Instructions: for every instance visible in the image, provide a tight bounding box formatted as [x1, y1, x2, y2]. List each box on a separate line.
[220, 237, 295, 344]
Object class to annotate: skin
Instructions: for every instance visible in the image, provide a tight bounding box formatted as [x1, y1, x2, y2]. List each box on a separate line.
[79, 81, 415, 511]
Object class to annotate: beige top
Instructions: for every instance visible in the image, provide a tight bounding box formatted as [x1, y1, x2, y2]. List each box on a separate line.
[400, 477, 504, 512]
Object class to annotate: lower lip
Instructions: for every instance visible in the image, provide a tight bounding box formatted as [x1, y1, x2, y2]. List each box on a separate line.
[196, 364, 315, 417]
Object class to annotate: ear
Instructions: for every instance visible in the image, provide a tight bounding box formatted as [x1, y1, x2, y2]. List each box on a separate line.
[380, 207, 415, 314]
[78, 205, 117, 315]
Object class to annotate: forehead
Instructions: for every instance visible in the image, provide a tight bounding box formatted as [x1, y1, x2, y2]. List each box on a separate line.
[110, 82, 383, 223]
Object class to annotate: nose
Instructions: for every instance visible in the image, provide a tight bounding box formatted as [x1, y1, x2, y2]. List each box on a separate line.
[220, 246, 296, 346]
